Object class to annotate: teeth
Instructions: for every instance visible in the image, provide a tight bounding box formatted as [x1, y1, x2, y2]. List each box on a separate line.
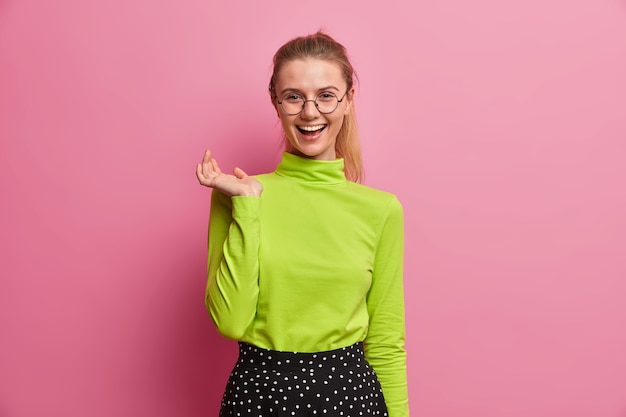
[299, 125, 325, 132]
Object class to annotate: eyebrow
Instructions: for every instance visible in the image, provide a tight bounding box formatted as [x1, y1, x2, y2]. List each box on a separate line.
[278, 86, 340, 96]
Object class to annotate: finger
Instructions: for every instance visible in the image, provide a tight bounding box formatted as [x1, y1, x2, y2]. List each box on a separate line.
[210, 158, 223, 175]
[201, 159, 211, 179]
[202, 158, 218, 178]
[201, 151, 214, 176]
[196, 163, 210, 185]
[201, 149, 212, 164]
[233, 167, 248, 179]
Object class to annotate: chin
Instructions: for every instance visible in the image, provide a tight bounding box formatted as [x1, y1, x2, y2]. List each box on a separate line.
[298, 145, 335, 160]
[286, 132, 336, 160]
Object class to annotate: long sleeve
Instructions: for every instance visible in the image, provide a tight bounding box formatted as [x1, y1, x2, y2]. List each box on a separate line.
[205, 189, 261, 340]
[203, 153, 409, 417]
[364, 196, 409, 417]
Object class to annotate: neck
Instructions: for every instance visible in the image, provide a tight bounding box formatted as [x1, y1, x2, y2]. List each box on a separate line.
[275, 152, 346, 185]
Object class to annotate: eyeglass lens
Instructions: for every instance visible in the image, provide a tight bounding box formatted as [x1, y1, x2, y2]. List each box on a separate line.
[280, 93, 340, 115]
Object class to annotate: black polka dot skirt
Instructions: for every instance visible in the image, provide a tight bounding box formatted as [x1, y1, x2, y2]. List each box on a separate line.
[219, 342, 388, 417]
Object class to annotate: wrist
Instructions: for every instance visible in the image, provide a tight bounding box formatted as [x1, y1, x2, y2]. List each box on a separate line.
[236, 185, 262, 197]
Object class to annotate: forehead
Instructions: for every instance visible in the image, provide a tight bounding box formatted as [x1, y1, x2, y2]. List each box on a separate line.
[275, 58, 345, 93]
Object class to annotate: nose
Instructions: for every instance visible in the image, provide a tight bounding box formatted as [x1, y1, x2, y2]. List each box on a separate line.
[300, 99, 320, 119]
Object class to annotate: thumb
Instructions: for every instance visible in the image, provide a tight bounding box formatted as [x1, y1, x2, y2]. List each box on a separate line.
[233, 167, 248, 179]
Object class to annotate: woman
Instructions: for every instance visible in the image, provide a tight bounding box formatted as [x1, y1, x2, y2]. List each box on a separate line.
[197, 31, 408, 417]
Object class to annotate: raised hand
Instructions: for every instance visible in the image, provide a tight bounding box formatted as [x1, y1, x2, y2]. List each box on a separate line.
[196, 150, 263, 197]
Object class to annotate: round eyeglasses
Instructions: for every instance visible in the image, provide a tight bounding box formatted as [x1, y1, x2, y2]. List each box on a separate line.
[277, 91, 348, 115]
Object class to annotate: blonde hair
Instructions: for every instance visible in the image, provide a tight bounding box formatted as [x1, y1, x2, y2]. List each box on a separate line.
[269, 31, 363, 183]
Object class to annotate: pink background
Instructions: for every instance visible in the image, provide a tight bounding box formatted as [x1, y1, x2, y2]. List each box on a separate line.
[1, 0, 625, 416]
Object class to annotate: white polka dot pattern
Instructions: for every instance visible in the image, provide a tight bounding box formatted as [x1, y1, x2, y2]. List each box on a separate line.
[219, 342, 388, 417]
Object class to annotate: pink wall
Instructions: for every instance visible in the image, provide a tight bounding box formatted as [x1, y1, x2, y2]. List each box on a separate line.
[1, 0, 625, 416]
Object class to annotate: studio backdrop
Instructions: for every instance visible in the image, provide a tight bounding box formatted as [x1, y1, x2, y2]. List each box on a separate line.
[1, 1, 625, 416]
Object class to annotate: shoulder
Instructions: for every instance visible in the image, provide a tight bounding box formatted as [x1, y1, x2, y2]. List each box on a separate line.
[347, 182, 403, 209]
[252, 169, 288, 188]
[343, 182, 404, 227]
[254, 172, 276, 182]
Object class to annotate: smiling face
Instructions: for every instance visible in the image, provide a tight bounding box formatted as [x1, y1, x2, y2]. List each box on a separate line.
[273, 58, 354, 161]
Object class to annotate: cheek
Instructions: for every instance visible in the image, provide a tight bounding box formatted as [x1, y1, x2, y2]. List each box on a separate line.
[333, 114, 346, 129]
[278, 115, 292, 130]
[280, 118, 293, 132]
[280, 117, 298, 142]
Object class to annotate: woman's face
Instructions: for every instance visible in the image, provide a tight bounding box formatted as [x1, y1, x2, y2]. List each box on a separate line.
[273, 58, 353, 161]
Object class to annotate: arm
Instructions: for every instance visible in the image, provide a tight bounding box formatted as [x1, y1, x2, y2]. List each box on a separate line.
[205, 190, 261, 339]
[364, 196, 409, 417]
[196, 150, 263, 339]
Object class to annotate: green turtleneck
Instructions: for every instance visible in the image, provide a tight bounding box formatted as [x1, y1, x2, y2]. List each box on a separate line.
[206, 152, 408, 417]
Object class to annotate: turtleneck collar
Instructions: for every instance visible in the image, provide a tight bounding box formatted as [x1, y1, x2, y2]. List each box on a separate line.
[275, 152, 347, 185]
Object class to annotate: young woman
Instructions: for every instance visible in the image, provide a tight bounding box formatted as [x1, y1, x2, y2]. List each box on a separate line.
[197, 31, 408, 417]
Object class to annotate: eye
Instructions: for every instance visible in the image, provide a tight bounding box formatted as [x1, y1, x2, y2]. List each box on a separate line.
[317, 92, 336, 102]
[282, 93, 303, 103]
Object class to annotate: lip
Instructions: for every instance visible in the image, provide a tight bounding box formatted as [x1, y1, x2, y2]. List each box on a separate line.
[297, 124, 327, 131]
[297, 124, 327, 141]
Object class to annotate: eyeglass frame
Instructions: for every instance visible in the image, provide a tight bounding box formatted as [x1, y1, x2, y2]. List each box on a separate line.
[275, 90, 350, 115]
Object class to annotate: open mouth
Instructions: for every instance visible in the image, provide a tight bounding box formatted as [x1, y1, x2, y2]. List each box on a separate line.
[297, 124, 327, 136]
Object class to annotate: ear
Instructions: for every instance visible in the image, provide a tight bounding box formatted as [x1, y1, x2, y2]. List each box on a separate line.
[342, 87, 355, 116]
